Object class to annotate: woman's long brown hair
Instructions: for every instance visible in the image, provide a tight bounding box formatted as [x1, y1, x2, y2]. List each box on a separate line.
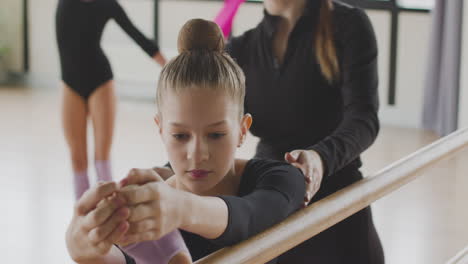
[315, 0, 339, 83]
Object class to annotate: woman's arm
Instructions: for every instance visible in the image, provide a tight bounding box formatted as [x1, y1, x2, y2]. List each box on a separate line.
[110, 1, 161, 59]
[309, 8, 379, 177]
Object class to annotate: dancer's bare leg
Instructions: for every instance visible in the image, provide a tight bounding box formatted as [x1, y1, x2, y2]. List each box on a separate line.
[89, 80, 116, 182]
[62, 83, 89, 199]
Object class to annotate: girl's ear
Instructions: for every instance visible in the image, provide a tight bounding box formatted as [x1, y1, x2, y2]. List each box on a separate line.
[154, 114, 163, 134]
[238, 113, 253, 147]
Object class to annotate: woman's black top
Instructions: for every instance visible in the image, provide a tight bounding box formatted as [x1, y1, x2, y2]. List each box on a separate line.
[56, 0, 159, 99]
[226, 1, 379, 179]
[121, 159, 305, 264]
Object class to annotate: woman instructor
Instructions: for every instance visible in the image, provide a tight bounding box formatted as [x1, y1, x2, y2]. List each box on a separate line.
[226, 0, 384, 263]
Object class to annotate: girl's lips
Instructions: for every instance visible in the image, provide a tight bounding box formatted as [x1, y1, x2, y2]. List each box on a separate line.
[188, 169, 211, 179]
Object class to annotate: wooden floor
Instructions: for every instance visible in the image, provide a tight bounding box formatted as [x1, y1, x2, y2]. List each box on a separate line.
[1, 85, 467, 264]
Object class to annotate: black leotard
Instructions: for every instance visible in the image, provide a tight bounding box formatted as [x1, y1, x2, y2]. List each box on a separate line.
[56, 0, 159, 100]
[121, 159, 306, 264]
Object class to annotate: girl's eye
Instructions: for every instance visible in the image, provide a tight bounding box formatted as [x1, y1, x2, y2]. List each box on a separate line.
[208, 133, 226, 139]
[172, 134, 190, 140]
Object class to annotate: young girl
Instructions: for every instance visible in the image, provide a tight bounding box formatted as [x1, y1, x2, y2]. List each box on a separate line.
[65, 19, 305, 264]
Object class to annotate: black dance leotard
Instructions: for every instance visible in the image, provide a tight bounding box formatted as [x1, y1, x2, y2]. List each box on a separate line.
[120, 159, 306, 264]
[56, 0, 159, 100]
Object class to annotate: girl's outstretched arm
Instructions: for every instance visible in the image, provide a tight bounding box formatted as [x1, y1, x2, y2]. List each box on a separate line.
[117, 169, 229, 244]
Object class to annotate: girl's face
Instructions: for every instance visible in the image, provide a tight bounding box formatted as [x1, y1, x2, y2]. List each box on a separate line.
[155, 88, 251, 195]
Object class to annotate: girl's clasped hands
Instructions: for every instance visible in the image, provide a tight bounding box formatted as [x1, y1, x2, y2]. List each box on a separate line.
[66, 168, 188, 263]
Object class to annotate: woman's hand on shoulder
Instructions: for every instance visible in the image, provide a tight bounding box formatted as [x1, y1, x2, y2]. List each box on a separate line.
[117, 168, 188, 246]
[66, 182, 130, 263]
[285, 149, 324, 207]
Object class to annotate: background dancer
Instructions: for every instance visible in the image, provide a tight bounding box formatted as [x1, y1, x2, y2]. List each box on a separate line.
[56, 0, 167, 199]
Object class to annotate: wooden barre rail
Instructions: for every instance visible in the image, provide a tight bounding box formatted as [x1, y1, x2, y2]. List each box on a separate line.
[446, 246, 468, 264]
[195, 128, 468, 264]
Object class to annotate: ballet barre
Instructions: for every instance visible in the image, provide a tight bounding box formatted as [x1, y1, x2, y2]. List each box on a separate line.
[195, 127, 468, 264]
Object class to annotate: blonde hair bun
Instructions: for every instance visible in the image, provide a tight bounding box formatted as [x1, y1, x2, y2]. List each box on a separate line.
[177, 19, 225, 53]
